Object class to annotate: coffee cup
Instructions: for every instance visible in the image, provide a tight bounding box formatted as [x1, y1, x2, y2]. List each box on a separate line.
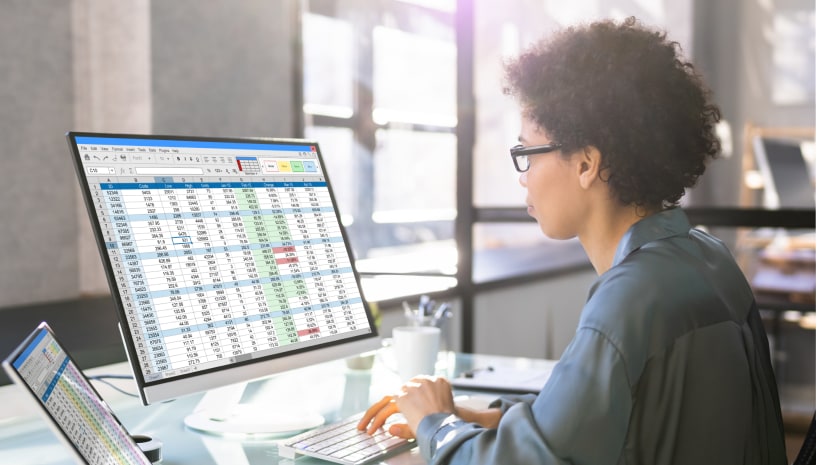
[391, 326, 440, 381]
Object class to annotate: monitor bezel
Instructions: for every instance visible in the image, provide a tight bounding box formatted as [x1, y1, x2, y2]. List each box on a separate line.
[66, 132, 381, 405]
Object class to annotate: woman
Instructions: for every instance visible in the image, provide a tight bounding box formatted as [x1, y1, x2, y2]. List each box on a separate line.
[359, 17, 787, 465]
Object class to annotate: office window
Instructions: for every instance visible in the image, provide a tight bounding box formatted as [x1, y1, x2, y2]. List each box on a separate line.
[771, 9, 815, 105]
[372, 26, 457, 127]
[373, 128, 456, 218]
[303, 125, 356, 225]
[303, 13, 354, 116]
[302, 0, 457, 300]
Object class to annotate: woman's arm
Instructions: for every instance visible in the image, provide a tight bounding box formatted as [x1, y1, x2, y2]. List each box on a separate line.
[454, 405, 502, 429]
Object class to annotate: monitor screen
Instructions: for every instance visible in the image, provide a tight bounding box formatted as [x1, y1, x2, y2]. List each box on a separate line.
[3, 322, 151, 465]
[67, 133, 380, 405]
[753, 136, 815, 209]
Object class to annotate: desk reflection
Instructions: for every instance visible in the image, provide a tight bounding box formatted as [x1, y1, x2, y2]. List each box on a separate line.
[0, 351, 554, 465]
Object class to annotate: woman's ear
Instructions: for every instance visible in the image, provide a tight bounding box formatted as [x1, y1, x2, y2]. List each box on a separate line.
[577, 146, 601, 190]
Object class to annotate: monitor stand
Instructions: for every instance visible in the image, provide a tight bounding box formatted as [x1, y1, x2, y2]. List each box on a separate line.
[183, 382, 325, 438]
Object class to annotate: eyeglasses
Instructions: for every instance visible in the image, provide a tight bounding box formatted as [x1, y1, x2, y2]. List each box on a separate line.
[510, 143, 562, 173]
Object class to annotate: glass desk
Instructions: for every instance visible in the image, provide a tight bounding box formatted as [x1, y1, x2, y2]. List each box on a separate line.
[0, 351, 555, 465]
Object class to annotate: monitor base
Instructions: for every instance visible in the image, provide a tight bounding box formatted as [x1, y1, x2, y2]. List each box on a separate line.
[184, 404, 324, 438]
[183, 382, 324, 438]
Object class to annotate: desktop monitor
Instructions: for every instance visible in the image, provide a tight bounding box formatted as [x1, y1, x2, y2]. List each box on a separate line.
[66, 132, 381, 435]
[752, 136, 816, 209]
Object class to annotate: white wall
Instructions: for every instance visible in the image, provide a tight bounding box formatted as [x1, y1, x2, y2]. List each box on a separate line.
[0, 0, 298, 308]
[474, 269, 598, 359]
[0, 0, 77, 306]
[377, 268, 598, 360]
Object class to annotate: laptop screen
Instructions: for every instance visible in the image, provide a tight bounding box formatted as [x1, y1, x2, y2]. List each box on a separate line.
[3, 323, 150, 465]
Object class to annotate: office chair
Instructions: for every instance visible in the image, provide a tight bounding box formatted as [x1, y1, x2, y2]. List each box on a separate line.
[792, 413, 815, 465]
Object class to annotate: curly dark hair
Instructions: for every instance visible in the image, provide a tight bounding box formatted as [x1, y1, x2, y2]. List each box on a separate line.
[504, 17, 721, 208]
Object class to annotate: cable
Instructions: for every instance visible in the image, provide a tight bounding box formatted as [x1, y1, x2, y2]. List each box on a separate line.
[86, 374, 139, 398]
[87, 374, 133, 380]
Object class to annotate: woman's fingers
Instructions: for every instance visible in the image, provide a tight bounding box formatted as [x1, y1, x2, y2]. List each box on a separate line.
[387, 423, 415, 439]
[357, 395, 393, 430]
[357, 395, 399, 434]
[366, 401, 400, 435]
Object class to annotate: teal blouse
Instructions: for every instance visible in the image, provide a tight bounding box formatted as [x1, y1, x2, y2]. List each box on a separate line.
[417, 208, 787, 465]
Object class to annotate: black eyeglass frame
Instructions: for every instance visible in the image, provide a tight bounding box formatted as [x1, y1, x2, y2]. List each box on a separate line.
[509, 143, 563, 172]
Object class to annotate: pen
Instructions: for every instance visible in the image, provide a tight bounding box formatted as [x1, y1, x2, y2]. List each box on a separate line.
[432, 303, 450, 326]
[419, 295, 430, 316]
[461, 366, 494, 379]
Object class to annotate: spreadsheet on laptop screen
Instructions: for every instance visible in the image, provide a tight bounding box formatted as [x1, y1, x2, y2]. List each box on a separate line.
[71, 135, 374, 386]
[5, 324, 151, 465]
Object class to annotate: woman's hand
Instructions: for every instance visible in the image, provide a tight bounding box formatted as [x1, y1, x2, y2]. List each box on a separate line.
[357, 376, 457, 438]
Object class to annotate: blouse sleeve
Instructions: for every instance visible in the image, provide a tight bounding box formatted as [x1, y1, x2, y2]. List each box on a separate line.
[487, 393, 538, 412]
[415, 328, 632, 465]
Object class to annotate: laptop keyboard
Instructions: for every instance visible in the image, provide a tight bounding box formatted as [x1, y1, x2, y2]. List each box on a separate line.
[278, 412, 415, 464]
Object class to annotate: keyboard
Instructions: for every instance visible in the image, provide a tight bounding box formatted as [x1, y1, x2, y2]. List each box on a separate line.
[278, 412, 415, 464]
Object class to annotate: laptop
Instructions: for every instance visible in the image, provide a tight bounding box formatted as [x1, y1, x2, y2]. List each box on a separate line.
[2, 322, 152, 465]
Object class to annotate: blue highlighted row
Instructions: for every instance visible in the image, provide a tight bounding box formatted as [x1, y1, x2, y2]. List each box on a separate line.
[105, 207, 338, 222]
[107, 236, 346, 259]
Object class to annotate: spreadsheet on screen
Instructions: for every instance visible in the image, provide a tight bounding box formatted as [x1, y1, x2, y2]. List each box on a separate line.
[72, 136, 373, 385]
[6, 325, 150, 465]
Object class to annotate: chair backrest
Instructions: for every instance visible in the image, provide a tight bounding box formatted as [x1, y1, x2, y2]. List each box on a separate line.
[792, 413, 816, 465]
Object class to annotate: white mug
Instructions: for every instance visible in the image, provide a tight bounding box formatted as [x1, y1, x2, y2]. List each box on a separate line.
[392, 326, 440, 381]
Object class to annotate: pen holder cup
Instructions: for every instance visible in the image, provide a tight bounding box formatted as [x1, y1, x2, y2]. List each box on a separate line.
[404, 310, 452, 354]
[406, 314, 435, 327]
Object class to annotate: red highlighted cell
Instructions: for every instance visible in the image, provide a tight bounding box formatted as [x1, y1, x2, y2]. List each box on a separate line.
[273, 246, 297, 254]
[276, 257, 299, 265]
[298, 327, 320, 337]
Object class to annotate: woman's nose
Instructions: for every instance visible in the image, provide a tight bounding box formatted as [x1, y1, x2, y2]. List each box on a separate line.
[518, 171, 528, 187]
